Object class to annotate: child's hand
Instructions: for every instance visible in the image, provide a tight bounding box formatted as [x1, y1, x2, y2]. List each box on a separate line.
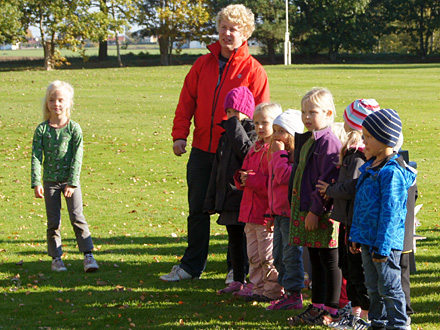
[349, 242, 361, 254]
[270, 140, 285, 153]
[266, 220, 274, 233]
[34, 186, 44, 198]
[316, 180, 329, 196]
[239, 170, 254, 186]
[305, 211, 319, 231]
[64, 185, 76, 198]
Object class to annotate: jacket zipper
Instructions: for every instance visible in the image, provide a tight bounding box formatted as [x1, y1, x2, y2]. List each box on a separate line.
[207, 49, 236, 153]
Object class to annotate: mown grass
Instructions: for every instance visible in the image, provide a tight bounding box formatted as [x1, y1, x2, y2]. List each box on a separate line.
[0, 64, 439, 329]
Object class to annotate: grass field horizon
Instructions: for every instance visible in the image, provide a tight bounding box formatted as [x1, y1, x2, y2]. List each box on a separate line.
[0, 63, 439, 329]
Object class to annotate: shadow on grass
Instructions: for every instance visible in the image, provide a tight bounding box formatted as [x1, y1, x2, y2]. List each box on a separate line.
[1, 257, 298, 329]
[2, 234, 229, 258]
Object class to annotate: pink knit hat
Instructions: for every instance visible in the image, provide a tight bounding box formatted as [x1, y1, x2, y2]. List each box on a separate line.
[224, 86, 255, 119]
[343, 99, 380, 130]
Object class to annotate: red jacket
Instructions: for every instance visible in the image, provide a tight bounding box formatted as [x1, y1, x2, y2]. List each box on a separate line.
[268, 150, 293, 219]
[234, 141, 270, 225]
[172, 41, 270, 153]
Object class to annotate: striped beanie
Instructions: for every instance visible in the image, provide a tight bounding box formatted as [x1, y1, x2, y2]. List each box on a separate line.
[363, 108, 402, 147]
[343, 99, 380, 131]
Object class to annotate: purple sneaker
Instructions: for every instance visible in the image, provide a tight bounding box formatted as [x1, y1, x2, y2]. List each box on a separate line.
[266, 292, 303, 310]
[232, 283, 253, 297]
[217, 281, 244, 294]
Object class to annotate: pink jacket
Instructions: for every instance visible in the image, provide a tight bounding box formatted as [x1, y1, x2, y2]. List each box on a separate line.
[268, 150, 292, 219]
[234, 140, 270, 225]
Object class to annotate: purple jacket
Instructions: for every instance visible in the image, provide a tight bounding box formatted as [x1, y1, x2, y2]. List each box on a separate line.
[289, 127, 341, 215]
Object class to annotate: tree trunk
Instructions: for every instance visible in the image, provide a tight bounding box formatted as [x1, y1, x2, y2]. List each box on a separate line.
[266, 39, 276, 64]
[99, 40, 108, 61]
[43, 36, 55, 70]
[158, 36, 169, 66]
[115, 31, 123, 67]
[99, 0, 108, 61]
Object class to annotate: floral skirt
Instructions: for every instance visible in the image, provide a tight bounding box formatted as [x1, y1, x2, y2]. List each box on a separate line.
[289, 211, 339, 248]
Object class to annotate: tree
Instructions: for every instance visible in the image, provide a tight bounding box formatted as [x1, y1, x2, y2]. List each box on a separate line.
[21, 0, 110, 70]
[137, 0, 210, 66]
[292, 0, 372, 61]
[244, 0, 286, 64]
[381, 0, 440, 58]
[92, 0, 138, 62]
[0, 0, 25, 44]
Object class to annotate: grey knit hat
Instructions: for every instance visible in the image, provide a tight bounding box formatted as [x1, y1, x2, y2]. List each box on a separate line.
[363, 108, 402, 147]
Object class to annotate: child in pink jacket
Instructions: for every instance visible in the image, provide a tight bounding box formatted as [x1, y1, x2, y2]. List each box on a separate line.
[234, 103, 283, 302]
[266, 110, 306, 311]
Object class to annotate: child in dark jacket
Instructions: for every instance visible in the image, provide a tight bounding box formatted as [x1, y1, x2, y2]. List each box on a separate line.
[204, 86, 257, 294]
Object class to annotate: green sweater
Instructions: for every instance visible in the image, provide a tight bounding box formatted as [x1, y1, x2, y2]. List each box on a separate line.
[31, 120, 83, 187]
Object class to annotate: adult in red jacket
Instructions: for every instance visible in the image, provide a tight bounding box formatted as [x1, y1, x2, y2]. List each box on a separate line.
[160, 4, 270, 282]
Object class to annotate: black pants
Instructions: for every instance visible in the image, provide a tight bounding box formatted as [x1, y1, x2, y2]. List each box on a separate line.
[180, 148, 215, 277]
[339, 225, 370, 310]
[309, 247, 342, 309]
[226, 224, 248, 283]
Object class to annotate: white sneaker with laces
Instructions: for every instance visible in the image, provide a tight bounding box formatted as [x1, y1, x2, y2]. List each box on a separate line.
[351, 316, 370, 330]
[51, 258, 67, 272]
[225, 269, 234, 284]
[84, 254, 99, 273]
[159, 265, 197, 282]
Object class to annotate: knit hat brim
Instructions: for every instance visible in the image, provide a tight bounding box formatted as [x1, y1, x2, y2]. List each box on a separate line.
[362, 108, 402, 147]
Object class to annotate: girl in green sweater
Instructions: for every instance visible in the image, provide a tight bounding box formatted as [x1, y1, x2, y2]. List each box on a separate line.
[31, 80, 98, 273]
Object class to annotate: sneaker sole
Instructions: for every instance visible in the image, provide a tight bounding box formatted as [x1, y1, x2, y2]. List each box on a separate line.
[52, 268, 67, 272]
[159, 276, 200, 282]
[85, 267, 99, 273]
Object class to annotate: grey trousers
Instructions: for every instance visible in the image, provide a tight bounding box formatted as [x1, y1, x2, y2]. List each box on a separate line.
[43, 182, 94, 258]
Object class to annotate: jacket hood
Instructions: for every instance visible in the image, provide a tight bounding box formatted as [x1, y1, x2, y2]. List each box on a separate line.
[364, 153, 417, 190]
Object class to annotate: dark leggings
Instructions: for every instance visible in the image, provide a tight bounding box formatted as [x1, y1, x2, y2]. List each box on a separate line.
[226, 224, 248, 283]
[309, 247, 342, 309]
[339, 225, 370, 310]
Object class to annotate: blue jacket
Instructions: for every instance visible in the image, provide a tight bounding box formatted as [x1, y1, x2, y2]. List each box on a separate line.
[349, 153, 417, 258]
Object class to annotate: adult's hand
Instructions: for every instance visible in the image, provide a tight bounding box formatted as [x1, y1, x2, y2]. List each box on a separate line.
[173, 140, 187, 156]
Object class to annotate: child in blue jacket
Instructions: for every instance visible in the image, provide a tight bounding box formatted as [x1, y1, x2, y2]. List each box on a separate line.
[350, 109, 417, 330]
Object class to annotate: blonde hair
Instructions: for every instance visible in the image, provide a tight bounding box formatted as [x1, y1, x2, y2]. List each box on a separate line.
[301, 87, 336, 126]
[216, 4, 255, 39]
[331, 122, 347, 143]
[338, 128, 363, 166]
[43, 80, 74, 121]
[254, 102, 283, 121]
[254, 103, 283, 146]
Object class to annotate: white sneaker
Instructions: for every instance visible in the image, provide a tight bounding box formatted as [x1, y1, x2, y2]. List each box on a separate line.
[51, 258, 67, 272]
[406, 316, 412, 330]
[84, 254, 99, 273]
[329, 313, 354, 329]
[159, 265, 197, 282]
[351, 316, 370, 330]
[225, 269, 234, 284]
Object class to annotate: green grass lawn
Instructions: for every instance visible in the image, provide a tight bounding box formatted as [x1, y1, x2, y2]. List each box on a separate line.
[0, 64, 439, 329]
